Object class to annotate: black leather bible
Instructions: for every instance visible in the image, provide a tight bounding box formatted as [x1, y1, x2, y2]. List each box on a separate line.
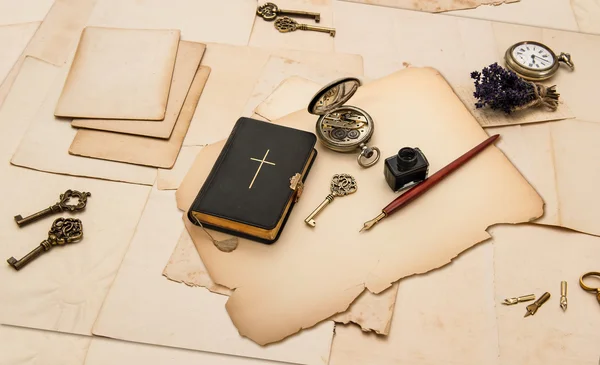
[188, 117, 317, 244]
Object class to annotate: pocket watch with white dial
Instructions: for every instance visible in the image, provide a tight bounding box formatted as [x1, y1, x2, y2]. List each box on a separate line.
[307, 77, 380, 168]
[504, 41, 574, 81]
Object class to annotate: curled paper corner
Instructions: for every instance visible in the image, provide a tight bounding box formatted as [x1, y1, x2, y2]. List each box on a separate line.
[226, 283, 366, 346]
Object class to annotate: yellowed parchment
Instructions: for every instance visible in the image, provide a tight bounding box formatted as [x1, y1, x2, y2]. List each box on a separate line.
[491, 224, 600, 364]
[55, 27, 180, 120]
[157, 146, 203, 190]
[92, 188, 335, 365]
[86, 0, 255, 46]
[0, 325, 91, 365]
[337, 0, 518, 13]
[162, 229, 232, 296]
[177, 67, 542, 345]
[0, 0, 97, 108]
[69, 66, 210, 169]
[255, 76, 329, 121]
[71, 41, 205, 138]
[454, 85, 575, 128]
[182, 43, 363, 146]
[0, 22, 39, 85]
[571, 0, 600, 34]
[0, 0, 53, 25]
[10, 57, 157, 185]
[0, 61, 151, 334]
[488, 119, 600, 236]
[330, 242, 498, 365]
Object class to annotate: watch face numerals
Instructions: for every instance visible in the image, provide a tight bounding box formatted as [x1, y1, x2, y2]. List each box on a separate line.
[511, 42, 555, 71]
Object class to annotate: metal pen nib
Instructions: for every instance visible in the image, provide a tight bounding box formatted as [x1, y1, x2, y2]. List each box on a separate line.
[524, 292, 551, 317]
[560, 281, 568, 311]
[360, 212, 386, 232]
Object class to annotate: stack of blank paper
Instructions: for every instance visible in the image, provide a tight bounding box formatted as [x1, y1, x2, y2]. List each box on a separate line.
[56, 26, 209, 168]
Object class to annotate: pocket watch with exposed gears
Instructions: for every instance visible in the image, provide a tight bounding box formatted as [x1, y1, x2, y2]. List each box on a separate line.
[504, 41, 574, 81]
[307, 77, 380, 168]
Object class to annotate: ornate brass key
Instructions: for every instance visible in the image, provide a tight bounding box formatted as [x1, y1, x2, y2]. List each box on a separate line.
[7, 218, 84, 271]
[305, 174, 357, 227]
[257, 2, 321, 22]
[14, 189, 91, 227]
[274, 17, 335, 37]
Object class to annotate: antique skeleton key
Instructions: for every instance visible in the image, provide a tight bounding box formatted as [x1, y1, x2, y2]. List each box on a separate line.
[7, 218, 84, 270]
[274, 17, 335, 37]
[257, 2, 321, 22]
[14, 190, 91, 227]
[305, 174, 357, 227]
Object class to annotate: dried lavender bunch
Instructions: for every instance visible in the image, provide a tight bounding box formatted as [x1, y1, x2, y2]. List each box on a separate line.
[471, 63, 559, 114]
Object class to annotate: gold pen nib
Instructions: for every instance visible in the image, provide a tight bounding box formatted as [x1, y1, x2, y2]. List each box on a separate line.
[360, 212, 386, 232]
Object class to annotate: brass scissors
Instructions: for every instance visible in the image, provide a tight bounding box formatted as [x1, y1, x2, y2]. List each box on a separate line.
[579, 272, 600, 305]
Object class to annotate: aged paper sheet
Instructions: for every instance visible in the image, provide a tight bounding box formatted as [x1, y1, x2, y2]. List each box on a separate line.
[86, 0, 255, 46]
[92, 188, 335, 365]
[329, 243, 498, 365]
[0, 0, 97, 108]
[491, 224, 600, 364]
[454, 86, 575, 128]
[0, 61, 151, 335]
[255, 76, 334, 121]
[0, 325, 90, 365]
[69, 67, 210, 168]
[54, 27, 180, 120]
[182, 43, 364, 146]
[10, 58, 157, 185]
[488, 119, 600, 236]
[0, 0, 53, 25]
[337, 0, 518, 13]
[571, 0, 600, 34]
[163, 229, 232, 295]
[157, 146, 203, 190]
[177, 67, 542, 345]
[241, 56, 357, 119]
[0, 22, 39, 84]
[71, 41, 205, 138]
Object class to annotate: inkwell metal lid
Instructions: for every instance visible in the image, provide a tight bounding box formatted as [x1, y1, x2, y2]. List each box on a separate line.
[307, 77, 361, 115]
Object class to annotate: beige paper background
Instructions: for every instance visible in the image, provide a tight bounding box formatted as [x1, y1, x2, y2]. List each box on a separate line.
[492, 224, 600, 364]
[92, 188, 335, 365]
[254, 76, 321, 120]
[157, 146, 204, 190]
[69, 66, 210, 168]
[337, 0, 518, 12]
[0, 22, 39, 84]
[0, 57, 151, 336]
[71, 41, 205, 138]
[177, 67, 542, 345]
[0, 0, 98, 108]
[329, 242, 498, 365]
[86, 0, 256, 46]
[0, 325, 91, 365]
[487, 119, 600, 236]
[182, 43, 363, 146]
[10, 57, 157, 185]
[0, 0, 53, 25]
[55, 27, 180, 120]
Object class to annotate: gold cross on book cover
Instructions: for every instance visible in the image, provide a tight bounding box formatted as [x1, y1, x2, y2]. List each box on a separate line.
[249, 149, 276, 189]
[188, 118, 317, 244]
